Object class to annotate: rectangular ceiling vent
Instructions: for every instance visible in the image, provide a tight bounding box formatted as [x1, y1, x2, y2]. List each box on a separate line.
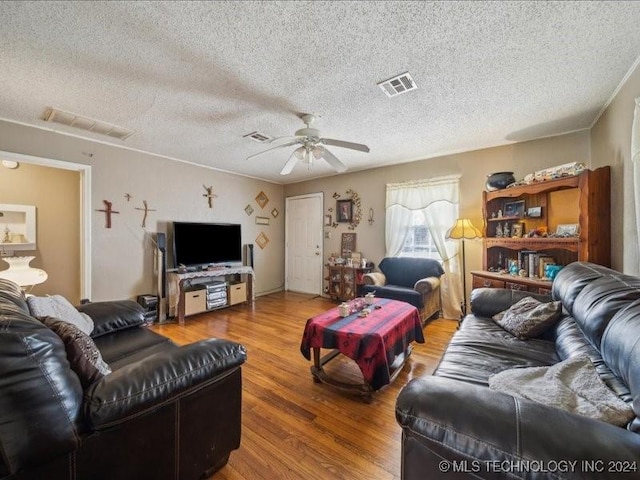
[243, 131, 273, 143]
[377, 72, 417, 98]
[42, 107, 134, 140]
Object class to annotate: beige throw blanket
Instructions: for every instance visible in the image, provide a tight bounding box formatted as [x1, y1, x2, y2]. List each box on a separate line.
[489, 355, 635, 427]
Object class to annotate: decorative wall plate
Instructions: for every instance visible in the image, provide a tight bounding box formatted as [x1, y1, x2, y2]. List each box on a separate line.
[245, 204, 254, 216]
[271, 208, 279, 218]
[255, 191, 269, 209]
[256, 231, 269, 249]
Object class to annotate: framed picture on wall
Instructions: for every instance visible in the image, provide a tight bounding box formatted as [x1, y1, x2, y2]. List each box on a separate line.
[336, 199, 353, 223]
[341, 232, 356, 257]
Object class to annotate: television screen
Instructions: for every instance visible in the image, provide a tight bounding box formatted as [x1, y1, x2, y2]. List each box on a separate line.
[172, 222, 242, 268]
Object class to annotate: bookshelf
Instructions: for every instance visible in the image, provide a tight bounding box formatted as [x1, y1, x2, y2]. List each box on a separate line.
[472, 167, 610, 294]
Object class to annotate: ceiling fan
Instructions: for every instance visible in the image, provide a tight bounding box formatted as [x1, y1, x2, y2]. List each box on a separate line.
[246, 114, 370, 175]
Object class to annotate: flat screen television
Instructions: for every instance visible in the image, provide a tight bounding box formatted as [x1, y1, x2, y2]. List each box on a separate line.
[172, 222, 242, 269]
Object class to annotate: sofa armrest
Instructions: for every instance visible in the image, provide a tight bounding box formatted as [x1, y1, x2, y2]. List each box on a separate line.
[414, 276, 440, 295]
[363, 272, 386, 286]
[78, 300, 145, 338]
[85, 338, 246, 430]
[397, 377, 640, 478]
[470, 287, 552, 318]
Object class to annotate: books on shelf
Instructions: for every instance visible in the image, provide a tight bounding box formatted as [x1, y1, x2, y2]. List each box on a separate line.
[517, 251, 556, 279]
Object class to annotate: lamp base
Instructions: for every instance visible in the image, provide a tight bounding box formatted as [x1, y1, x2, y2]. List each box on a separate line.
[0, 256, 48, 287]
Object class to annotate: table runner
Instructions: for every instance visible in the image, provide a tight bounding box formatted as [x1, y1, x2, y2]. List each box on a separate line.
[300, 299, 424, 390]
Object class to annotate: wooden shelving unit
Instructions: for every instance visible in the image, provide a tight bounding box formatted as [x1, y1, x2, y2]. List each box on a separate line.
[472, 167, 610, 292]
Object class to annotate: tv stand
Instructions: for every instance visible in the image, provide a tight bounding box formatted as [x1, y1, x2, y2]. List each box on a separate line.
[167, 266, 254, 324]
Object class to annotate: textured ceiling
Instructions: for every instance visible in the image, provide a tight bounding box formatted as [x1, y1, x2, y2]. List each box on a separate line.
[1, 1, 640, 184]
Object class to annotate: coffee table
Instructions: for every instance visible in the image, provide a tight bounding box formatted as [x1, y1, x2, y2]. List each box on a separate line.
[300, 298, 424, 401]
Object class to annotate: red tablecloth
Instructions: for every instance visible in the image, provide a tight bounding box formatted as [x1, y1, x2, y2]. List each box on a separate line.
[300, 299, 424, 390]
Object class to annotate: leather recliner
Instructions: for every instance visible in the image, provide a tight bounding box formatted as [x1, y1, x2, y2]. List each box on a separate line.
[0, 278, 247, 480]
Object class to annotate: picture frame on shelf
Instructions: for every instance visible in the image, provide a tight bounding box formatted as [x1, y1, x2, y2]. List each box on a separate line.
[336, 199, 353, 222]
[503, 200, 525, 218]
[527, 206, 542, 217]
[556, 223, 580, 237]
[511, 222, 524, 238]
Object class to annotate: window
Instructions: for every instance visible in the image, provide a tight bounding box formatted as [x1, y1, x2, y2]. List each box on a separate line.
[399, 211, 441, 260]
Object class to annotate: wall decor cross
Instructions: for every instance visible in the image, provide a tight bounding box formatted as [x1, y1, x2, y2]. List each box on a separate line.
[96, 200, 120, 228]
[135, 200, 157, 228]
[202, 185, 217, 208]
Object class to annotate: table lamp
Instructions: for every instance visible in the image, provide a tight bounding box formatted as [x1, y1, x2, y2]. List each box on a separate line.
[0, 256, 48, 289]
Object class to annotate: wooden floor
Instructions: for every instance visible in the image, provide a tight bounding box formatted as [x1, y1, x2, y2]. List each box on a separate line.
[150, 292, 457, 480]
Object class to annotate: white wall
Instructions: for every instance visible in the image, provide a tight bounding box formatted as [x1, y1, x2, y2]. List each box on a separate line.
[0, 120, 284, 301]
[591, 61, 640, 273]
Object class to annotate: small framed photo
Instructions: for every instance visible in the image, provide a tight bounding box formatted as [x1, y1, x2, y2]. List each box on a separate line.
[244, 204, 254, 216]
[504, 200, 525, 218]
[271, 208, 279, 218]
[556, 223, 579, 237]
[336, 199, 353, 223]
[341, 232, 356, 257]
[527, 206, 542, 218]
[324, 214, 332, 226]
[511, 222, 524, 238]
[255, 216, 270, 225]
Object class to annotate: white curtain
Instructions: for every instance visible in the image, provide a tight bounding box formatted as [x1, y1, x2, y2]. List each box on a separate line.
[631, 97, 640, 273]
[386, 175, 461, 319]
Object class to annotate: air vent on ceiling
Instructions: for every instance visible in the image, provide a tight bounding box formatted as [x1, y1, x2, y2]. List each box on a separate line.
[242, 131, 273, 143]
[377, 72, 417, 98]
[42, 107, 134, 140]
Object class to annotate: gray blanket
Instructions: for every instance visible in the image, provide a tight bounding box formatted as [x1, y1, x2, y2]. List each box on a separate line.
[489, 355, 635, 427]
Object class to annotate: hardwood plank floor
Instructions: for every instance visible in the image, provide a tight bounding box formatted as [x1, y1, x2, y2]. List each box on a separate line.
[150, 292, 457, 480]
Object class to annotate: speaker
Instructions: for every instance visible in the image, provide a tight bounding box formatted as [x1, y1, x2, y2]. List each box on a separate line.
[156, 231, 166, 251]
[244, 244, 254, 268]
[155, 232, 167, 322]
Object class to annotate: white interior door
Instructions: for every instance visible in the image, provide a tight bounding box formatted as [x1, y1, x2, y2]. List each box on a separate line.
[285, 193, 323, 294]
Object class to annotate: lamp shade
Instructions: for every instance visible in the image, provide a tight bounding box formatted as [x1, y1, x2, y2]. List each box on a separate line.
[445, 219, 482, 240]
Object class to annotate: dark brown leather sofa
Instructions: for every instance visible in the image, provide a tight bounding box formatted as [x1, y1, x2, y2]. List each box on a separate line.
[0, 278, 246, 480]
[396, 262, 640, 479]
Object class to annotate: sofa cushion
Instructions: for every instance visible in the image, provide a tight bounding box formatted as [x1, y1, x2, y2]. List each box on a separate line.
[94, 326, 175, 370]
[78, 300, 145, 338]
[492, 296, 562, 339]
[600, 299, 640, 432]
[570, 273, 640, 349]
[359, 284, 422, 308]
[40, 316, 111, 388]
[27, 295, 94, 335]
[434, 316, 559, 385]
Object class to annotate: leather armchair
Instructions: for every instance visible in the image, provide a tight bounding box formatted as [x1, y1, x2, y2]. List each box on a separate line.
[0, 278, 246, 480]
[360, 257, 444, 322]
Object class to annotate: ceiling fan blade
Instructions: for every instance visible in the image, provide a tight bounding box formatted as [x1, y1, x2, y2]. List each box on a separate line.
[280, 148, 303, 175]
[319, 147, 348, 173]
[246, 140, 300, 160]
[321, 138, 370, 153]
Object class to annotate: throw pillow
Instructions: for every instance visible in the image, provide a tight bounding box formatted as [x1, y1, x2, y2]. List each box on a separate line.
[39, 316, 111, 388]
[492, 296, 562, 339]
[27, 294, 94, 335]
